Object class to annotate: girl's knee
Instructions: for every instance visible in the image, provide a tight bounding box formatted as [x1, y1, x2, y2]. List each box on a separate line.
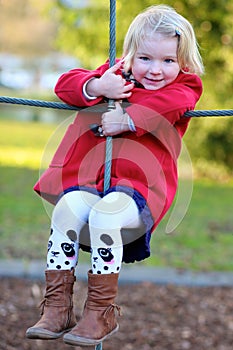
[88, 207, 110, 229]
[89, 191, 141, 229]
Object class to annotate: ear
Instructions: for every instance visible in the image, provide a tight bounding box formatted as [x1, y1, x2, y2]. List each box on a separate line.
[66, 229, 77, 242]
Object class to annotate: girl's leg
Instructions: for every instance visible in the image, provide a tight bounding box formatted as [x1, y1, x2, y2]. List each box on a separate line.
[26, 190, 100, 340]
[89, 191, 142, 274]
[47, 190, 100, 270]
[63, 191, 143, 346]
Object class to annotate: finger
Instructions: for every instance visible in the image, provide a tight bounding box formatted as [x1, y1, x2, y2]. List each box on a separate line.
[121, 91, 132, 99]
[108, 60, 122, 73]
[114, 101, 120, 108]
[124, 82, 135, 91]
[122, 78, 126, 85]
[114, 101, 123, 112]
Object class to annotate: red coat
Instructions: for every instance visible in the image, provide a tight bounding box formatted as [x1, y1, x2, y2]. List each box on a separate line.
[34, 62, 202, 235]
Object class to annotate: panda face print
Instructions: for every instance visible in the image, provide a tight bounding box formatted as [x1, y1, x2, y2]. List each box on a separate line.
[47, 229, 78, 270]
[48, 241, 76, 260]
[91, 247, 121, 274]
[97, 248, 114, 263]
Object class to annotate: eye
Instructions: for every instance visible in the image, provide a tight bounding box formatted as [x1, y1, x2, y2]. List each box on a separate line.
[62, 243, 73, 253]
[97, 248, 114, 262]
[61, 243, 75, 257]
[98, 248, 110, 257]
[164, 58, 175, 63]
[139, 56, 150, 61]
[48, 240, 52, 251]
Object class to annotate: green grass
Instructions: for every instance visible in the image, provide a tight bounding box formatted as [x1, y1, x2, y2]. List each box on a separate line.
[0, 166, 50, 259]
[0, 119, 56, 168]
[0, 118, 233, 271]
[149, 179, 233, 271]
[0, 118, 55, 259]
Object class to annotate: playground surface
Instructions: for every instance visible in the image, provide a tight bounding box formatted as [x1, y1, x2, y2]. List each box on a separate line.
[1, 266, 233, 350]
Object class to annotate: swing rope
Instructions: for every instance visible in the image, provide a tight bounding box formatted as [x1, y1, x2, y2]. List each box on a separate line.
[1, 95, 233, 117]
[104, 0, 116, 193]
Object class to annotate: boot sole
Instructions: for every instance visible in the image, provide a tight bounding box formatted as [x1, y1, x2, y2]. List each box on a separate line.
[63, 324, 119, 346]
[26, 327, 72, 340]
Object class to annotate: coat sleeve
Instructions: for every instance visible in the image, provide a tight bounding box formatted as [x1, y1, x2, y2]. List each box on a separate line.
[54, 62, 111, 107]
[126, 73, 203, 137]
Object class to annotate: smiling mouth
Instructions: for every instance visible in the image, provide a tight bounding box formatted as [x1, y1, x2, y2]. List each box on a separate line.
[145, 77, 163, 83]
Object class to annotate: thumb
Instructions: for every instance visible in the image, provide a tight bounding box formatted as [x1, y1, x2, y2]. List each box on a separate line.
[114, 101, 123, 111]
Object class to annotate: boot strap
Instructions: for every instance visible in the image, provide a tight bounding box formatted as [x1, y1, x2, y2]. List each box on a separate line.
[86, 300, 121, 316]
[38, 297, 72, 315]
[103, 303, 122, 318]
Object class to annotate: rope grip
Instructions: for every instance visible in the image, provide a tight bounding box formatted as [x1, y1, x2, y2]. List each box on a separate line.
[89, 99, 116, 137]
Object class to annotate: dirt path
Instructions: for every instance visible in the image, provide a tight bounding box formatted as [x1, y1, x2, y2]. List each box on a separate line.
[0, 277, 232, 350]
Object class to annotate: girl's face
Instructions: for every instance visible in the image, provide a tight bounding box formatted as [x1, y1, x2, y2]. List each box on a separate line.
[131, 33, 180, 90]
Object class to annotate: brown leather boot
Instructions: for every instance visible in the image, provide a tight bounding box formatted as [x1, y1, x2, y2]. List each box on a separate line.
[26, 269, 77, 339]
[63, 270, 121, 347]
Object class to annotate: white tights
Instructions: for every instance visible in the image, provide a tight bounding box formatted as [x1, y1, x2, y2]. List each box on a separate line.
[47, 190, 143, 274]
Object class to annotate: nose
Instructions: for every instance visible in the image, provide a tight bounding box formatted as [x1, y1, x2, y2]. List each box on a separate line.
[51, 251, 60, 257]
[149, 61, 162, 74]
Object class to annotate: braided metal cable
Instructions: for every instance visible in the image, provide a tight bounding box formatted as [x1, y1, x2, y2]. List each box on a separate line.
[109, 0, 116, 68]
[103, 0, 116, 193]
[0, 95, 80, 111]
[0, 96, 233, 117]
[184, 109, 233, 117]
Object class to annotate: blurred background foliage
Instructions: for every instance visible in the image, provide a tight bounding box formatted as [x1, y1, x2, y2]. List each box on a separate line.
[0, 0, 233, 176]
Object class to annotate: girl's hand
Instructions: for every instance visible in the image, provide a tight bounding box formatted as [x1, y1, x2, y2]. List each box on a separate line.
[101, 102, 130, 136]
[86, 61, 134, 100]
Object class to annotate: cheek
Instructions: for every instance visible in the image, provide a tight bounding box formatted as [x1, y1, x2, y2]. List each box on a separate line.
[132, 62, 144, 80]
[68, 256, 76, 260]
[164, 68, 180, 82]
[169, 65, 180, 78]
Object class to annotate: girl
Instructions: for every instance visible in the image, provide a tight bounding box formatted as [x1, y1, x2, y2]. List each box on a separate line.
[26, 4, 204, 347]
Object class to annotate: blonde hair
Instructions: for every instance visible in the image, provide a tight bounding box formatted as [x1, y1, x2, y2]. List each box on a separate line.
[123, 5, 204, 76]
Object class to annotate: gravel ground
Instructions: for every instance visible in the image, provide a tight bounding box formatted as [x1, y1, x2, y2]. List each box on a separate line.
[0, 277, 233, 350]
